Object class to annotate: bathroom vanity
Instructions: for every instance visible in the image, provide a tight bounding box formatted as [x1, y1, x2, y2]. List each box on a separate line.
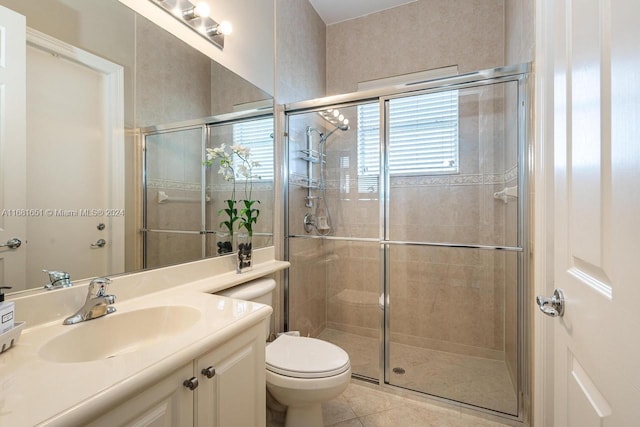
[87, 320, 266, 427]
[0, 248, 288, 427]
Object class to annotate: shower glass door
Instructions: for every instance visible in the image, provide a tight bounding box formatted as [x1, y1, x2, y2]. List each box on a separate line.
[143, 126, 206, 269]
[286, 103, 382, 381]
[285, 65, 529, 419]
[384, 81, 522, 415]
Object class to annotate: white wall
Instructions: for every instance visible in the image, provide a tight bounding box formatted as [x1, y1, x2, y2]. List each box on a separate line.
[119, 0, 275, 96]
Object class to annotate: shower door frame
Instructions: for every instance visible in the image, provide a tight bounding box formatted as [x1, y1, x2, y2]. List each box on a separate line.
[283, 63, 532, 423]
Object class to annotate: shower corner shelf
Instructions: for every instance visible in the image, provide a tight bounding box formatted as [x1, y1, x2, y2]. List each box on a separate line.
[298, 181, 322, 190]
[298, 149, 325, 164]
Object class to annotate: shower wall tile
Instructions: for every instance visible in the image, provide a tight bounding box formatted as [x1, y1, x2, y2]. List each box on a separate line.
[505, 0, 535, 66]
[276, 0, 326, 103]
[136, 16, 211, 127]
[288, 238, 327, 336]
[210, 61, 271, 115]
[145, 232, 202, 269]
[326, 241, 381, 339]
[326, 0, 505, 95]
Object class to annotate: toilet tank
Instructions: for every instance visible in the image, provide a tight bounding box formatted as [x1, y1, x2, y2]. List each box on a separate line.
[216, 278, 276, 307]
[216, 278, 276, 340]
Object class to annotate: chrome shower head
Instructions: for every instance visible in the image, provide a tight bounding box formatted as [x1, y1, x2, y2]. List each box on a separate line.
[319, 124, 350, 143]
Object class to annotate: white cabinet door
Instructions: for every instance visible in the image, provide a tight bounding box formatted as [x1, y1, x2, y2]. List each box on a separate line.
[195, 323, 266, 427]
[87, 364, 194, 427]
[0, 5, 26, 290]
[539, 0, 640, 425]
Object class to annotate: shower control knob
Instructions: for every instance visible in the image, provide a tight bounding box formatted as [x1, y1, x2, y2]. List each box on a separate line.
[183, 377, 199, 391]
[201, 366, 216, 379]
[536, 289, 565, 317]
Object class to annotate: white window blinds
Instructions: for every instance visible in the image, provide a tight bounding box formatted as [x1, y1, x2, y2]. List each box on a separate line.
[232, 117, 274, 180]
[358, 90, 459, 182]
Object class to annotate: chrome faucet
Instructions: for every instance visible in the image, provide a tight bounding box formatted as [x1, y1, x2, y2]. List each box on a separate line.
[42, 269, 73, 290]
[63, 277, 116, 325]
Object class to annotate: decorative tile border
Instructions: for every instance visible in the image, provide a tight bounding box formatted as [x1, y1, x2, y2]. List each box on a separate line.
[148, 179, 273, 193]
[289, 165, 519, 191]
[147, 179, 201, 192]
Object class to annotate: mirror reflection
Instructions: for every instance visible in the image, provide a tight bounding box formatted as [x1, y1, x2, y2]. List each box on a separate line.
[0, 0, 274, 292]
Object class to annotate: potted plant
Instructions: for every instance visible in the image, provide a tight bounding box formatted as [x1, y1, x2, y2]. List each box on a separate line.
[204, 143, 261, 271]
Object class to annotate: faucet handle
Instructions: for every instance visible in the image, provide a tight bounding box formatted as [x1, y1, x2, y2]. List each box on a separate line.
[88, 277, 112, 297]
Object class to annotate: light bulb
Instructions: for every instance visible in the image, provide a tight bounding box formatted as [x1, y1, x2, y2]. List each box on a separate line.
[338, 114, 344, 121]
[207, 21, 233, 37]
[183, 2, 210, 20]
[343, 118, 349, 125]
[217, 20, 232, 35]
[194, 2, 210, 18]
[333, 110, 340, 118]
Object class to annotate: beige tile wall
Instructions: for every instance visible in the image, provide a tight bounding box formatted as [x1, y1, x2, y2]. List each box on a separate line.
[288, 238, 328, 337]
[275, 0, 327, 104]
[210, 61, 271, 116]
[276, 0, 327, 335]
[135, 17, 212, 128]
[326, 0, 505, 95]
[505, 0, 535, 66]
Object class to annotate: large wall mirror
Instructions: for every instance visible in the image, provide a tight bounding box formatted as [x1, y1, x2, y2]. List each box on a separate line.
[0, 0, 274, 293]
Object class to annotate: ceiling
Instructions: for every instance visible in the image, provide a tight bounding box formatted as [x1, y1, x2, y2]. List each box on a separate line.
[308, 0, 418, 25]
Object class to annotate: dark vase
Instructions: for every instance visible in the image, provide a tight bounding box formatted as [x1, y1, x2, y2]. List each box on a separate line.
[216, 231, 233, 255]
[236, 232, 252, 273]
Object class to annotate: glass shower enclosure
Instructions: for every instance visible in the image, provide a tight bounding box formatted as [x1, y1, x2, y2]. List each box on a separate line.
[142, 111, 274, 269]
[284, 64, 530, 420]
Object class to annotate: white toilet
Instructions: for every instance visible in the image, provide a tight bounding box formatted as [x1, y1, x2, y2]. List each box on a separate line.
[217, 278, 351, 427]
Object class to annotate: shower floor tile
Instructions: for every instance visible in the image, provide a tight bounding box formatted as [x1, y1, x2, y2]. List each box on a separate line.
[318, 328, 518, 415]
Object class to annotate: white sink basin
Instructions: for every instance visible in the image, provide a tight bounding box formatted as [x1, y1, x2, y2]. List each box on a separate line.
[39, 306, 201, 363]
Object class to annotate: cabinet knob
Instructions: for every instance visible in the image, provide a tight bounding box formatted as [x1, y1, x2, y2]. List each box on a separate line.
[183, 377, 199, 391]
[201, 366, 216, 379]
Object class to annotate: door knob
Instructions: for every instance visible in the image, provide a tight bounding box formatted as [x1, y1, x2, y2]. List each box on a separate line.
[90, 239, 106, 248]
[536, 289, 565, 317]
[0, 238, 21, 249]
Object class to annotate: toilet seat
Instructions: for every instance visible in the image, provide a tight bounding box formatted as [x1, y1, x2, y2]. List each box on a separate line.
[266, 334, 350, 379]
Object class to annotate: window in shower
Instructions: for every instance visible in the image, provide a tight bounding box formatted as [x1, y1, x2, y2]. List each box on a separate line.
[232, 117, 274, 180]
[357, 90, 459, 193]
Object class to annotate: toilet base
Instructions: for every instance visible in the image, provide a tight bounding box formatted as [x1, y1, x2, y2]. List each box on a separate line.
[285, 403, 323, 427]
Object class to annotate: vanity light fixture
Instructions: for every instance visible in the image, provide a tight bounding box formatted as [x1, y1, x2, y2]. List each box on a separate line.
[150, 0, 232, 50]
[318, 108, 350, 130]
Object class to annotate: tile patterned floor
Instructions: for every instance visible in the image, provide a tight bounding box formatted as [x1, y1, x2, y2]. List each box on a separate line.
[318, 328, 518, 415]
[268, 380, 514, 427]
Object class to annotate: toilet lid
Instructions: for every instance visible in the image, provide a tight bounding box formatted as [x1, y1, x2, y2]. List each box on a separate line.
[266, 335, 350, 379]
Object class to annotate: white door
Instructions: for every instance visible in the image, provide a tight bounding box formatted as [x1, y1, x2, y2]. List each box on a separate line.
[0, 6, 26, 290]
[23, 29, 125, 289]
[538, 0, 640, 425]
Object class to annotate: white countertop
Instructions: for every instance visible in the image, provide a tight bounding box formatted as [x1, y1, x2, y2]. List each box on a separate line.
[0, 253, 289, 426]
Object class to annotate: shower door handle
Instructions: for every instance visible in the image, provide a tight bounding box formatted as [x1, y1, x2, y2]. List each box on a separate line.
[536, 289, 565, 317]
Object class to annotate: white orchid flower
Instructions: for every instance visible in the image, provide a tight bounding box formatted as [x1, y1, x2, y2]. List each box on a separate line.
[237, 164, 249, 178]
[232, 144, 250, 157]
